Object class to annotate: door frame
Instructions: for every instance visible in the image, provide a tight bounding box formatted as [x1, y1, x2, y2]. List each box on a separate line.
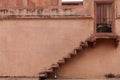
[94, 0, 115, 34]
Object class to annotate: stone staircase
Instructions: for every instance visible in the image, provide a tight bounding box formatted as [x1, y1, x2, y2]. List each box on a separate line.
[0, 35, 119, 80]
[39, 34, 120, 80]
[0, 37, 95, 80]
[39, 37, 94, 79]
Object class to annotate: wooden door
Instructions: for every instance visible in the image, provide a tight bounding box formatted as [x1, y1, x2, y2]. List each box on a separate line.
[95, 1, 114, 33]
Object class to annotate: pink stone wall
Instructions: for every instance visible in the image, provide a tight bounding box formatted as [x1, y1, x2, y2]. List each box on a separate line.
[0, 0, 59, 8]
[55, 39, 120, 79]
[115, 0, 120, 35]
[0, 19, 93, 76]
[84, 0, 94, 16]
[0, 0, 23, 8]
[0, 0, 120, 78]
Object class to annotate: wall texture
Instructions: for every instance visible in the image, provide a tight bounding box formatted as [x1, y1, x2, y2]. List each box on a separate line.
[0, 19, 93, 76]
[0, 0, 60, 8]
[55, 39, 120, 79]
[0, 0, 120, 79]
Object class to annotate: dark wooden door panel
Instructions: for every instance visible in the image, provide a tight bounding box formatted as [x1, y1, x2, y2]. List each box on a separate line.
[96, 3, 112, 33]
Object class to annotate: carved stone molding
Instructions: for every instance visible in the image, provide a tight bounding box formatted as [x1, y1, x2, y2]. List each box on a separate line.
[90, 33, 120, 47]
[0, 8, 92, 19]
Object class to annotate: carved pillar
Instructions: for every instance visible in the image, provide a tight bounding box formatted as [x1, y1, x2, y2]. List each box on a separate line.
[16, 0, 23, 8]
[43, 0, 51, 7]
[36, 0, 60, 7]
[36, 0, 42, 7]
[51, 0, 60, 6]
[58, 0, 61, 6]
[23, 0, 28, 7]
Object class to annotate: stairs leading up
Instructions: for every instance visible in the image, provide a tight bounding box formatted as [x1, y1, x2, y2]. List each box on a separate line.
[39, 37, 93, 79]
[39, 34, 120, 79]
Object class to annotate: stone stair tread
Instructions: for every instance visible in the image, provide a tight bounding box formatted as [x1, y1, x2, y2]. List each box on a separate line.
[51, 64, 59, 68]
[69, 52, 77, 56]
[63, 55, 71, 59]
[39, 38, 92, 79]
[58, 59, 65, 64]
[45, 68, 53, 73]
[39, 73, 47, 77]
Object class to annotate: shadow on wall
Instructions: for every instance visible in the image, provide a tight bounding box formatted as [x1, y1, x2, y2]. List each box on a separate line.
[105, 73, 120, 78]
[47, 39, 120, 79]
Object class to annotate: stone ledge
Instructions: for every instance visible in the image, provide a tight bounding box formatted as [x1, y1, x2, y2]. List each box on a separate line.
[0, 8, 92, 19]
[0, 15, 92, 19]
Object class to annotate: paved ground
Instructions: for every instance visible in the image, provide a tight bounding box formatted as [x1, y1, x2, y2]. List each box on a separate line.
[46, 79, 120, 80]
[0, 78, 39, 80]
[0, 78, 120, 80]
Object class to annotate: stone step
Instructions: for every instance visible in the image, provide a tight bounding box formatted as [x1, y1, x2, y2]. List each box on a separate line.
[57, 59, 65, 64]
[51, 64, 59, 68]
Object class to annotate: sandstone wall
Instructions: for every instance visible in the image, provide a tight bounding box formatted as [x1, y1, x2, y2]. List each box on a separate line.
[0, 19, 93, 76]
[115, 0, 120, 35]
[0, 0, 120, 78]
[55, 39, 120, 79]
[0, 0, 60, 8]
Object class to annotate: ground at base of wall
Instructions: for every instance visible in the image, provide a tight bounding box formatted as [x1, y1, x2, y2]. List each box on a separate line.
[45, 79, 120, 80]
[0, 78, 39, 80]
[0, 78, 120, 80]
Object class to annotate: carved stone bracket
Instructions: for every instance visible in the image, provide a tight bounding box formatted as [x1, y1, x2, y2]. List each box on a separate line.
[89, 33, 120, 47]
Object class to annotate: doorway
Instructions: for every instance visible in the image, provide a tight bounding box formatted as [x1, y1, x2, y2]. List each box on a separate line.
[95, 0, 114, 33]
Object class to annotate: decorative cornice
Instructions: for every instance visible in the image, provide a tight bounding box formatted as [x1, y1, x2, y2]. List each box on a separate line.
[0, 8, 92, 19]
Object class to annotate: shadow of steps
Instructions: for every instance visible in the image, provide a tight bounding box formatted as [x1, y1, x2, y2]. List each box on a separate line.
[45, 79, 120, 80]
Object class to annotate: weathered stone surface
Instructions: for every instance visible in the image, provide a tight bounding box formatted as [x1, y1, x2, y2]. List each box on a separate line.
[46, 79, 120, 80]
[0, 0, 59, 8]
[0, 19, 93, 76]
[46, 78, 120, 80]
[0, 78, 39, 80]
[0, 7, 90, 19]
[0, 0, 120, 79]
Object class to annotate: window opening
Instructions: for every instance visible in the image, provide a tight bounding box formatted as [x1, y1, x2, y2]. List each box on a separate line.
[96, 3, 112, 33]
